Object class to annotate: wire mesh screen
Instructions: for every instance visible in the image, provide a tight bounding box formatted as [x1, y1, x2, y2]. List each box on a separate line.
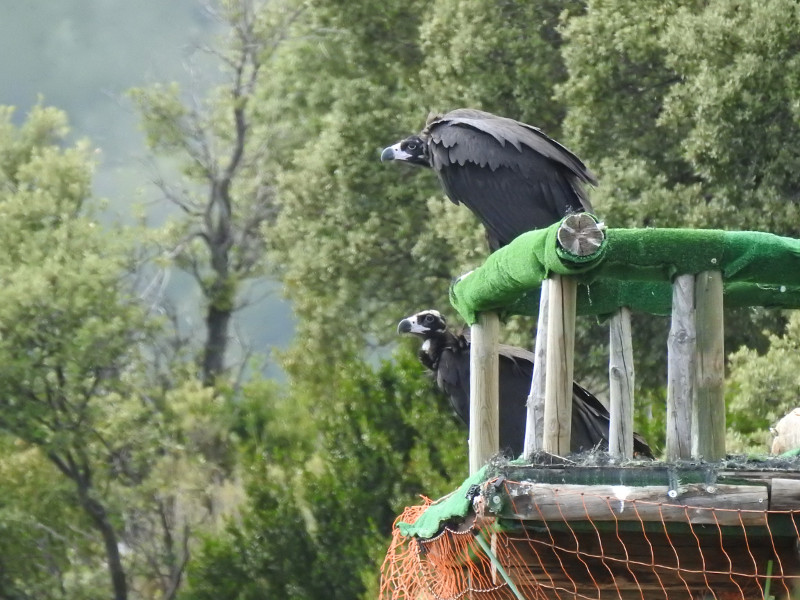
[380, 478, 800, 600]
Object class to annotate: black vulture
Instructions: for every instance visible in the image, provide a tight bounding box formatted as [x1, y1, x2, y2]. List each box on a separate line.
[398, 310, 653, 458]
[381, 108, 598, 251]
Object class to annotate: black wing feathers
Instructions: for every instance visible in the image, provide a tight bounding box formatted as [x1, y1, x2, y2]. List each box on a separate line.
[435, 158, 575, 251]
[425, 109, 596, 249]
[427, 109, 597, 184]
[436, 348, 470, 425]
[570, 383, 612, 453]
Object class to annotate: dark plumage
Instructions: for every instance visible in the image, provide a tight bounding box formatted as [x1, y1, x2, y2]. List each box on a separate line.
[398, 310, 653, 458]
[381, 108, 597, 251]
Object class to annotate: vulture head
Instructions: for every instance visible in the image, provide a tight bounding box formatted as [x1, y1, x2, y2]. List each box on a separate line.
[397, 310, 460, 372]
[381, 108, 597, 250]
[397, 309, 445, 336]
[380, 135, 430, 167]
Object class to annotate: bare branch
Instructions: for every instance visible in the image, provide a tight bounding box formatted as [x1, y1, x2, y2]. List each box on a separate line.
[136, 0, 300, 385]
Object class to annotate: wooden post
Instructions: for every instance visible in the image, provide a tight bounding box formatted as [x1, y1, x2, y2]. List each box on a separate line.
[469, 311, 500, 474]
[523, 280, 549, 458]
[667, 274, 695, 461]
[693, 270, 725, 460]
[543, 274, 577, 455]
[608, 307, 634, 459]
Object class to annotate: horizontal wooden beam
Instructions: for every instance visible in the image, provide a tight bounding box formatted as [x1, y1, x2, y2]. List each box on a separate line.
[492, 481, 768, 527]
[770, 478, 800, 511]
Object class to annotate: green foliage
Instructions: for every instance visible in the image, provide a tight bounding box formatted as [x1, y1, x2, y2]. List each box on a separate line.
[128, 83, 188, 153]
[726, 312, 800, 453]
[419, 0, 582, 132]
[559, 0, 688, 184]
[9, 1, 800, 598]
[0, 104, 144, 597]
[0, 103, 248, 600]
[660, 0, 800, 234]
[182, 349, 465, 600]
[229, 375, 315, 465]
[0, 104, 144, 447]
[0, 437, 84, 599]
[560, 0, 800, 234]
[267, 0, 584, 383]
[556, 0, 799, 397]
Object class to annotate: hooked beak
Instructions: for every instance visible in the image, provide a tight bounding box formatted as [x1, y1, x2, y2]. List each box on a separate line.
[381, 143, 412, 162]
[397, 316, 429, 335]
[397, 318, 413, 334]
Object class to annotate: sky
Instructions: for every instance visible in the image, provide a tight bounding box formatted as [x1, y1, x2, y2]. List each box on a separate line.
[0, 0, 294, 377]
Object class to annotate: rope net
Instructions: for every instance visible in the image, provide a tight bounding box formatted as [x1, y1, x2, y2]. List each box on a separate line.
[379, 478, 800, 600]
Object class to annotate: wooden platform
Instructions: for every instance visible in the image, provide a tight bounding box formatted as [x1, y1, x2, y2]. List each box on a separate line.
[472, 463, 800, 599]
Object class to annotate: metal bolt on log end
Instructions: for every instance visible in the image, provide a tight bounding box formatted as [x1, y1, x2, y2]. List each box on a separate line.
[557, 213, 605, 257]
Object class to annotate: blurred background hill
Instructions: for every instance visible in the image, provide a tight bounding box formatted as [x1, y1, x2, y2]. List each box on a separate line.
[0, 1, 294, 378]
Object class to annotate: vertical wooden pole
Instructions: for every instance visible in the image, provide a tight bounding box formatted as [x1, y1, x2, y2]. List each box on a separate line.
[469, 311, 500, 474]
[543, 275, 577, 455]
[524, 280, 549, 458]
[608, 307, 635, 459]
[667, 274, 695, 461]
[693, 270, 726, 460]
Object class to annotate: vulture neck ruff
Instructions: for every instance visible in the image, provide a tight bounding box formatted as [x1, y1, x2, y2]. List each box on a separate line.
[420, 331, 464, 371]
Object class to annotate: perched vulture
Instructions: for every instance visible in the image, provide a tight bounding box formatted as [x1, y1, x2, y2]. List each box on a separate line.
[381, 108, 597, 250]
[398, 309, 653, 458]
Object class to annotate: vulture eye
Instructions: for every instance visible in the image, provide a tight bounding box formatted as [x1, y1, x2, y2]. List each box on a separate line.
[407, 142, 418, 150]
[423, 314, 434, 324]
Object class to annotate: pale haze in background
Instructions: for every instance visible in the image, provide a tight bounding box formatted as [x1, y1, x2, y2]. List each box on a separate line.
[0, 0, 294, 378]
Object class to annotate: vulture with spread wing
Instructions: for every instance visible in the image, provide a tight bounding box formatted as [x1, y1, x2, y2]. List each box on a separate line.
[381, 108, 597, 250]
[398, 310, 653, 458]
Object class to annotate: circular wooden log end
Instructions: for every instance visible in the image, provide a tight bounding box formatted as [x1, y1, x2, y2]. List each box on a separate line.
[557, 213, 605, 256]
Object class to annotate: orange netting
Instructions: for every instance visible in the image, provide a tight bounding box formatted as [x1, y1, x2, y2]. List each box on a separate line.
[379, 479, 800, 600]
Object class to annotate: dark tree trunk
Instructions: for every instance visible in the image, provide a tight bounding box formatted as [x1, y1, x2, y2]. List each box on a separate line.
[146, 5, 294, 388]
[50, 453, 128, 600]
[202, 302, 232, 386]
[78, 489, 128, 600]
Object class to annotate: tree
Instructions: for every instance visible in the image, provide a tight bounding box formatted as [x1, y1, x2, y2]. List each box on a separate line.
[131, 0, 305, 386]
[0, 104, 244, 600]
[0, 104, 150, 599]
[418, 0, 583, 133]
[0, 436, 84, 599]
[726, 312, 800, 453]
[266, 0, 583, 384]
[559, 0, 800, 235]
[555, 0, 800, 408]
[265, 0, 442, 376]
[180, 349, 465, 600]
